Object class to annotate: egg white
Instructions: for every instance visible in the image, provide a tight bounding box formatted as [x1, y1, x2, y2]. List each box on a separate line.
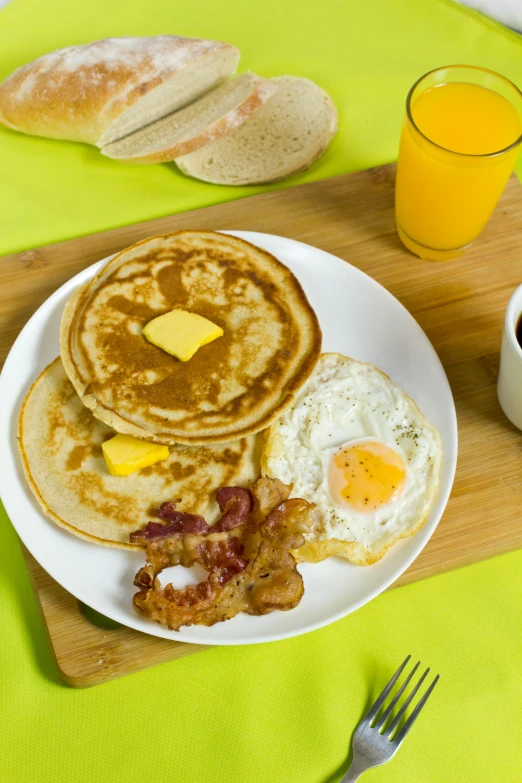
[261, 353, 442, 564]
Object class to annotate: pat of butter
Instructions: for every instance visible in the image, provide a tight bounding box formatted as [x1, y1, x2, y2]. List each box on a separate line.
[142, 309, 223, 362]
[102, 434, 169, 477]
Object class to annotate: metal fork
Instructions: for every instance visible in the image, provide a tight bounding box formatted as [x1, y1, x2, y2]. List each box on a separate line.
[340, 656, 439, 781]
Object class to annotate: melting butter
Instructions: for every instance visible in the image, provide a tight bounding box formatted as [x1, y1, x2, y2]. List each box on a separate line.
[142, 309, 223, 361]
[102, 434, 169, 477]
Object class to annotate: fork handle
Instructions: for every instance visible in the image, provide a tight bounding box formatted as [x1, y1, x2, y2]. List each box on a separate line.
[340, 759, 366, 782]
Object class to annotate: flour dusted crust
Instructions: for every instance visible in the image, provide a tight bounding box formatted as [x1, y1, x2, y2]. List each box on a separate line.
[0, 37, 239, 145]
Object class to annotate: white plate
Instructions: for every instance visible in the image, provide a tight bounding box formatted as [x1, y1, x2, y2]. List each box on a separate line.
[0, 231, 457, 645]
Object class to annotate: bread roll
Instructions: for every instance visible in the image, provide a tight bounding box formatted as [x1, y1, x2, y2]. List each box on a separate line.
[0, 36, 239, 146]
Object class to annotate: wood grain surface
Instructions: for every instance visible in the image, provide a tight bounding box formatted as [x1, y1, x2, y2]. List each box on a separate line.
[3, 163, 522, 686]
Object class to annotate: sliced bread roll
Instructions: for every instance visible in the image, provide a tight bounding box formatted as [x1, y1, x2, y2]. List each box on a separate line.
[101, 72, 276, 164]
[176, 76, 338, 185]
[0, 36, 239, 146]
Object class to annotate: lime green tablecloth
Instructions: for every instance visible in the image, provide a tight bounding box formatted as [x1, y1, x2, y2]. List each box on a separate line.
[1, 1, 522, 781]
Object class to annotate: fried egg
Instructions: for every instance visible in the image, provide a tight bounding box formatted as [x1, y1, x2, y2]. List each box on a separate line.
[261, 353, 442, 565]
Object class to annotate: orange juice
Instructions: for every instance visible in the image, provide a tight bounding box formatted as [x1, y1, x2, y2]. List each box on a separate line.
[396, 72, 522, 260]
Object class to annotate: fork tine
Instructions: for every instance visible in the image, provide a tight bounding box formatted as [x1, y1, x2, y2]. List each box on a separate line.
[376, 660, 420, 731]
[386, 666, 430, 737]
[392, 673, 440, 743]
[364, 655, 411, 725]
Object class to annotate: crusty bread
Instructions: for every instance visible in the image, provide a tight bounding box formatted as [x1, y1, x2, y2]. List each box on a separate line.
[101, 72, 276, 164]
[0, 36, 239, 146]
[176, 76, 338, 185]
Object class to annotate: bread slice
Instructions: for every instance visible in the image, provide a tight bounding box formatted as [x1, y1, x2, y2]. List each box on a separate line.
[101, 72, 276, 164]
[99, 43, 240, 146]
[176, 76, 338, 185]
[0, 37, 239, 146]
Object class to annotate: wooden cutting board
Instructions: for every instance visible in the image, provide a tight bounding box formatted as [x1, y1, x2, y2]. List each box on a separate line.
[2, 163, 522, 687]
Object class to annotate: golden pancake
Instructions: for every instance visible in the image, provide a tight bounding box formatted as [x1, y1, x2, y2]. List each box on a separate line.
[60, 231, 321, 444]
[18, 358, 262, 549]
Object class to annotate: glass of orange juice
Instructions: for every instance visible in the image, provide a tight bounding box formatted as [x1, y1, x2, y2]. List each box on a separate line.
[396, 65, 522, 261]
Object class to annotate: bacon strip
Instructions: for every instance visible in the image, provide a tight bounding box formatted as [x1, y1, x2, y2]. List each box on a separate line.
[132, 479, 314, 631]
[130, 486, 254, 544]
[156, 503, 211, 534]
[199, 537, 249, 585]
[215, 487, 254, 531]
[130, 508, 211, 543]
[164, 581, 213, 606]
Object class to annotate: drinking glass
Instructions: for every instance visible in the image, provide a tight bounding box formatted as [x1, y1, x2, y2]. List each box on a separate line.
[396, 65, 522, 261]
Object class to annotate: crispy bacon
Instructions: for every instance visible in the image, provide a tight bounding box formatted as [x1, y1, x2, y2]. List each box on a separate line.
[132, 527, 248, 583]
[130, 522, 169, 543]
[130, 507, 211, 544]
[197, 536, 249, 582]
[130, 487, 255, 544]
[156, 504, 211, 534]
[215, 487, 254, 531]
[164, 581, 213, 606]
[156, 501, 179, 521]
[132, 478, 314, 631]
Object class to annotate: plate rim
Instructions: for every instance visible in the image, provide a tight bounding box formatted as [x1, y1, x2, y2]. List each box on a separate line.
[0, 230, 458, 645]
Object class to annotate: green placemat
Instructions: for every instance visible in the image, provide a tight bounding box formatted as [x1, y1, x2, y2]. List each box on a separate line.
[1, 1, 522, 782]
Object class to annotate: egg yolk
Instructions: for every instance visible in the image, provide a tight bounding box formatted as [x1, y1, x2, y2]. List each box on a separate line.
[328, 441, 406, 511]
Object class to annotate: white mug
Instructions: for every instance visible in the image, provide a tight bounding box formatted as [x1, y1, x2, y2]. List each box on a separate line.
[498, 283, 522, 430]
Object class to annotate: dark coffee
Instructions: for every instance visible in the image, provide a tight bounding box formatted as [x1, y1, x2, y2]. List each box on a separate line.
[517, 314, 522, 349]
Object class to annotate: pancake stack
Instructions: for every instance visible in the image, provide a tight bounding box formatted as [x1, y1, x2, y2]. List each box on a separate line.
[19, 231, 322, 548]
